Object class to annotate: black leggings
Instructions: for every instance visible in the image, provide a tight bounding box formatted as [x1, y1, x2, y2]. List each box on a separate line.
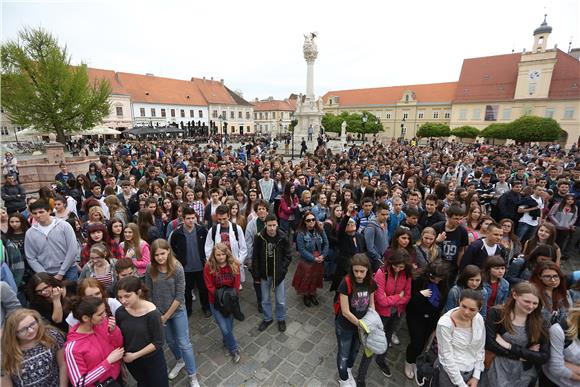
[126, 349, 169, 387]
[405, 312, 438, 364]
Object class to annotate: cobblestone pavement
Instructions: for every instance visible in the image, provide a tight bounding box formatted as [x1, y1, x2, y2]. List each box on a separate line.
[156, 260, 418, 387]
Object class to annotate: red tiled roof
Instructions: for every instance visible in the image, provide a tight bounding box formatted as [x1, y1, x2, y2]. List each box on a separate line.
[86, 67, 128, 95]
[322, 82, 458, 106]
[453, 53, 521, 102]
[252, 99, 296, 111]
[191, 78, 237, 105]
[549, 50, 580, 99]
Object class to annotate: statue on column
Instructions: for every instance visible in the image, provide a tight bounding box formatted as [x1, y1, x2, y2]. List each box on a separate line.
[303, 32, 318, 61]
[341, 121, 347, 143]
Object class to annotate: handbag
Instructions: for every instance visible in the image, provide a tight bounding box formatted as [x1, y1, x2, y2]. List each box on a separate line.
[78, 375, 122, 387]
[484, 350, 496, 369]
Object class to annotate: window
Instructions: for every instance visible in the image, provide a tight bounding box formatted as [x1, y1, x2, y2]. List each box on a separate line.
[473, 109, 481, 120]
[260, 125, 263, 131]
[280, 112, 284, 119]
[502, 108, 512, 120]
[115, 106, 123, 116]
[221, 111, 226, 119]
[564, 107, 575, 119]
[444, 112, 450, 119]
[265, 112, 269, 120]
[418, 111, 424, 119]
[238, 111, 242, 119]
[254, 113, 257, 120]
[386, 113, 391, 119]
[484, 105, 499, 121]
[212, 110, 218, 118]
[544, 108, 555, 118]
[272, 112, 276, 119]
[198, 110, 203, 118]
[459, 109, 467, 120]
[161, 109, 166, 117]
[403, 112, 409, 119]
[1, 127, 8, 135]
[170, 109, 176, 117]
[151, 108, 156, 117]
[246, 111, 250, 119]
[432, 112, 439, 119]
[190, 110, 194, 118]
[180, 109, 185, 118]
[230, 111, 235, 119]
[528, 83, 536, 95]
[140, 108, 145, 117]
[259, 112, 263, 119]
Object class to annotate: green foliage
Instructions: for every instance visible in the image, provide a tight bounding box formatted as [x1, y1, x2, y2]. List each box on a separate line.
[1, 27, 111, 143]
[451, 125, 480, 139]
[481, 123, 511, 139]
[417, 122, 451, 138]
[509, 116, 561, 142]
[289, 119, 298, 132]
[321, 111, 383, 134]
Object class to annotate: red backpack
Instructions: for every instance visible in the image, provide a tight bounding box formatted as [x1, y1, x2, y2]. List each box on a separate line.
[333, 276, 352, 315]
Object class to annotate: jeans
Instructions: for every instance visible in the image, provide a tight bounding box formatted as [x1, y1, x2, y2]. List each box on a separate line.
[335, 319, 361, 381]
[210, 304, 237, 352]
[516, 222, 536, 244]
[324, 248, 336, 279]
[63, 265, 79, 281]
[164, 308, 197, 375]
[260, 277, 286, 322]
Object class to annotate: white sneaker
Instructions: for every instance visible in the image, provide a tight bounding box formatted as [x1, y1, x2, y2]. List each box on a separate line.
[191, 290, 197, 301]
[404, 362, 415, 379]
[169, 359, 185, 379]
[346, 368, 356, 386]
[338, 379, 351, 387]
[391, 333, 400, 345]
[190, 374, 200, 387]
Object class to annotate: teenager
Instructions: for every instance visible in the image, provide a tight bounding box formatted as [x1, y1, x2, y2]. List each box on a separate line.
[27, 273, 73, 332]
[80, 223, 124, 268]
[435, 289, 485, 387]
[482, 255, 510, 310]
[146, 239, 200, 387]
[120, 222, 151, 278]
[1, 308, 68, 387]
[507, 244, 559, 286]
[64, 297, 124, 387]
[460, 222, 506, 270]
[66, 278, 122, 327]
[335, 253, 376, 387]
[244, 199, 270, 312]
[445, 265, 489, 316]
[116, 276, 169, 387]
[481, 282, 550, 387]
[433, 205, 469, 285]
[521, 222, 562, 264]
[530, 261, 571, 324]
[414, 227, 441, 268]
[548, 194, 577, 256]
[203, 243, 242, 363]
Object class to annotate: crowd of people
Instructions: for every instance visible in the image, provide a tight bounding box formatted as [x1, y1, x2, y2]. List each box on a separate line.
[1, 136, 579, 387]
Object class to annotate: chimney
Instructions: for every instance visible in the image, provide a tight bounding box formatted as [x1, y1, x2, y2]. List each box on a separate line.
[220, 79, 224, 85]
[203, 76, 205, 81]
[146, 73, 154, 76]
[210, 77, 213, 81]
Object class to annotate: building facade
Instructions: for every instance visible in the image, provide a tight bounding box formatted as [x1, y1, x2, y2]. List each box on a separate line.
[252, 97, 296, 136]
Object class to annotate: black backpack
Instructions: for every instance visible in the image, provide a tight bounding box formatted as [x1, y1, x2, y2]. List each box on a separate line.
[415, 332, 440, 387]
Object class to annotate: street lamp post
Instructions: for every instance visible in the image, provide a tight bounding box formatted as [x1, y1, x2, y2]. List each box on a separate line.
[361, 113, 368, 142]
[290, 112, 295, 160]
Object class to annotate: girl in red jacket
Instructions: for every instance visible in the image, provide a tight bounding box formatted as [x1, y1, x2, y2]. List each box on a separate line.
[203, 243, 241, 363]
[64, 297, 124, 387]
[373, 249, 413, 378]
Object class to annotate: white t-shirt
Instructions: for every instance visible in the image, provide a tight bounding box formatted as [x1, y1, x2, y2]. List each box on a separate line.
[519, 195, 543, 226]
[66, 298, 121, 327]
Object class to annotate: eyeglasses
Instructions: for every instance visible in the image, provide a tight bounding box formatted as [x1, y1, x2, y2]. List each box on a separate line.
[16, 320, 38, 335]
[541, 275, 560, 281]
[35, 285, 51, 295]
[305, 218, 316, 223]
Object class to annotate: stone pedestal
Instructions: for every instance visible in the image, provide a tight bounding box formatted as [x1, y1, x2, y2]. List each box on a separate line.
[45, 142, 66, 165]
[294, 97, 323, 146]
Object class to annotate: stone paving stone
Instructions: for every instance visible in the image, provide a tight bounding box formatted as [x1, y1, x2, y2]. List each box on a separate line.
[224, 372, 248, 386]
[254, 367, 271, 382]
[288, 372, 307, 387]
[238, 358, 260, 377]
[298, 340, 315, 353]
[263, 354, 283, 372]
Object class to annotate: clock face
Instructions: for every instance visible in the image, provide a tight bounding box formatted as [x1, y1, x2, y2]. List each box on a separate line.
[529, 70, 541, 80]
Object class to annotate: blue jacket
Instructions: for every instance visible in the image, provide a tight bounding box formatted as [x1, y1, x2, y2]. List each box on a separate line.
[387, 211, 406, 242]
[296, 230, 329, 262]
[483, 278, 510, 307]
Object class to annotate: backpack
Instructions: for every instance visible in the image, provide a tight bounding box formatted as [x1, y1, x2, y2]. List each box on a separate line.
[211, 223, 240, 244]
[415, 331, 439, 387]
[333, 276, 352, 315]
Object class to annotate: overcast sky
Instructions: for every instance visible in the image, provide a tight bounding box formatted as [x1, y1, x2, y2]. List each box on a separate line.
[3, 0, 579, 101]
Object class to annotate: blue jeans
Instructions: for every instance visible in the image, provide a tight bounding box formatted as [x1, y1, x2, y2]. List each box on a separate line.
[164, 308, 197, 375]
[517, 222, 536, 243]
[335, 319, 361, 381]
[209, 304, 237, 352]
[63, 265, 79, 281]
[260, 277, 286, 322]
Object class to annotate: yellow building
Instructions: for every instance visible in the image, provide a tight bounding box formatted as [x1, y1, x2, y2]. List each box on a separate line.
[252, 97, 297, 137]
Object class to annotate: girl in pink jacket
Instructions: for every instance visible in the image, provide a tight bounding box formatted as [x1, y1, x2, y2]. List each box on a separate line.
[373, 249, 413, 378]
[64, 297, 124, 387]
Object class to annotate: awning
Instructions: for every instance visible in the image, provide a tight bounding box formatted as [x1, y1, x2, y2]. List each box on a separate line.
[80, 126, 122, 136]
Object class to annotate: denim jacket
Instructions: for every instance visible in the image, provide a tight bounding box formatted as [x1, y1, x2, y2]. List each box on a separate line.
[296, 230, 329, 262]
[483, 278, 510, 307]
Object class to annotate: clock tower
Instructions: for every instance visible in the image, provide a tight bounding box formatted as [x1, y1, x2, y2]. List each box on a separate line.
[514, 15, 558, 100]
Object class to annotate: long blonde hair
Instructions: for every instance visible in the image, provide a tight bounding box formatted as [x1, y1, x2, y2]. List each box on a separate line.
[416, 227, 440, 260]
[566, 304, 580, 341]
[149, 239, 177, 280]
[207, 243, 239, 275]
[123, 223, 143, 260]
[1, 309, 57, 376]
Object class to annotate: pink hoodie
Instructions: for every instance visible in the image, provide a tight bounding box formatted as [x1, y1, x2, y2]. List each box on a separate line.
[373, 266, 412, 317]
[64, 318, 123, 387]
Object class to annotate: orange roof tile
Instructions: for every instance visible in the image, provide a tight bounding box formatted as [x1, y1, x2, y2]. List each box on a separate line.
[190, 78, 237, 105]
[549, 50, 580, 99]
[454, 53, 522, 102]
[322, 82, 458, 106]
[252, 99, 296, 111]
[86, 67, 128, 95]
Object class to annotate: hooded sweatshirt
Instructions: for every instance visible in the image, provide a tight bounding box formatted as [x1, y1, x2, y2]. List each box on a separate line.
[363, 217, 389, 265]
[24, 217, 79, 276]
[64, 319, 123, 387]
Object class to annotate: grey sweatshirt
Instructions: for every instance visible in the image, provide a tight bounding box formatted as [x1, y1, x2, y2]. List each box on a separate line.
[364, 217, 389, 264]
[145, 263, 186, 315]
[24, 217, 79, 276]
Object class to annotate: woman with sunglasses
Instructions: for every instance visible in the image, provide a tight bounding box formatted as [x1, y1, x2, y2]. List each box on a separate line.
[1, 309, 68, 387]
[292, 211, 329, 307]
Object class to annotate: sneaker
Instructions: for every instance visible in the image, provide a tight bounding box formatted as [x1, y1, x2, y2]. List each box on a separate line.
[375, 358, 392, 378]
[168, 359, 185, 379]
[391, 333, 400, 345]
[231, 349, 241, 364]
[404, 362, 415, 379]
[338, 379, 351, 387]
[189, 374, 200, 387]
[203, 309, 212, 318]
[191, 290, 197, 301]
[258, 320, 273, 331]
[277, 320, 286, 332]
[346, 368, 355, 386]
[310, 295, 319, 306]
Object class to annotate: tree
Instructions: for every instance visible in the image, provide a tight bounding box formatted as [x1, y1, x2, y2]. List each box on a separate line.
[451, 125, 479, 139]
[481, 123, 511, 140]
[417, 122, 451, 138]
[509, 115, 562, 142]
[1, 27, 111, 144]
[321, 111, 382, 135]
